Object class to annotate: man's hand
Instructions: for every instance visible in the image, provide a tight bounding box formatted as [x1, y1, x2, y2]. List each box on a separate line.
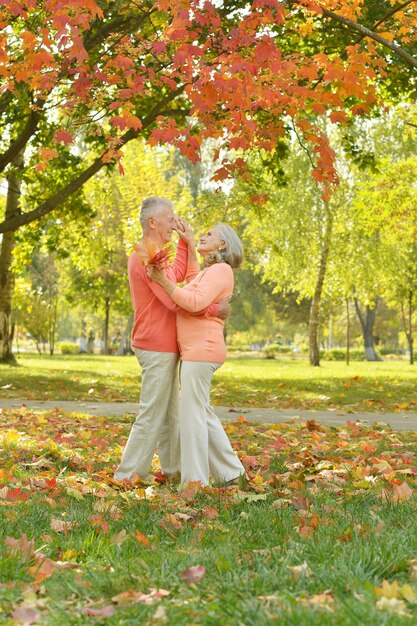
[147, 266, 176, 296]
[147, 266, 165, 285]
[217, 298, 231, 320]
[173, 217, 195, 246]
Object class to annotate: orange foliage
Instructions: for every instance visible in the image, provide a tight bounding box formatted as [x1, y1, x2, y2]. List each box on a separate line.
[133, 239, 171, 269]
[0, 0, 417, 223]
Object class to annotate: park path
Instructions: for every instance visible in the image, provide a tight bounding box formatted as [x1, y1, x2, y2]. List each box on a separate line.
[1, 398, 417, 431]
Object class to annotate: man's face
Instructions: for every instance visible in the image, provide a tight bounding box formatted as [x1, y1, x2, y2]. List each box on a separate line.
[152, 207, 176, 245]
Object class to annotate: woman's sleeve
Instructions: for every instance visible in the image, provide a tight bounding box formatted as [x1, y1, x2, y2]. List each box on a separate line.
[148, 276, 219, 317]
[171, 239, 188, 282]
[185, 261, 200, 282]
[171, 264, 232, 312]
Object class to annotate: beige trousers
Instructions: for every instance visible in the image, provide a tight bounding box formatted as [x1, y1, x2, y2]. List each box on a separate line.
[180, 361, 246, 485]
[114, 349, 180, 480]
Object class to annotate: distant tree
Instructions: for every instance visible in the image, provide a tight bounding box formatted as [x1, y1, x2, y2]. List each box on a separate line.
[13, 253, 59, 355]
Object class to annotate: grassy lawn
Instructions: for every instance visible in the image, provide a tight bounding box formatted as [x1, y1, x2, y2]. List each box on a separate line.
[1, 353, 417, 412]
[1, 408, 417, 624]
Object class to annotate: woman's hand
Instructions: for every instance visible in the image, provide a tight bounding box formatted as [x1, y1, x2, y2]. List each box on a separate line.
[174, 218, 194, 246]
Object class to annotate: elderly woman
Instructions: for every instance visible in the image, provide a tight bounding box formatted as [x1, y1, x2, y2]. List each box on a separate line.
[148, 223, 246, 486]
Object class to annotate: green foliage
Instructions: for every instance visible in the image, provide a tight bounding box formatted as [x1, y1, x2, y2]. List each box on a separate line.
[13, 267, 58, 354]
[322, 348, 365, 361]
[263, 344, 292, 358]
[57, 342, 80, 355]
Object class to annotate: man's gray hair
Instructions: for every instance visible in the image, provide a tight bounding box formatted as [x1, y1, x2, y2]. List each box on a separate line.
[140, 196, 173, 229]
[216, 223, 243, 268]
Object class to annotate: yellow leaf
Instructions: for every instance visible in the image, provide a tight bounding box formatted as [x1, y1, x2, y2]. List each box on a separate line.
[400, 584, 417, 604]
[376, 580, 400, 599]
[252, 475, 265, 486]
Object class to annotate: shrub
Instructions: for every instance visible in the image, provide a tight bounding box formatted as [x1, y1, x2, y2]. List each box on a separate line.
[227, 344, 252, 352]
[263, 345, 278, 359]
[379, 347, 404, 356]
[263, 344, 293, 358]
[322, 348, 365, 361]
[58, 342, 80, 355]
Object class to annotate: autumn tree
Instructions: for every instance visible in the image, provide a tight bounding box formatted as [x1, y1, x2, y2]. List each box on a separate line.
[1, 0, 417, 362]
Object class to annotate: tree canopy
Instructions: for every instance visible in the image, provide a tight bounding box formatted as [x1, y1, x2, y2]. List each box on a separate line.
[1, 0, 417, 234]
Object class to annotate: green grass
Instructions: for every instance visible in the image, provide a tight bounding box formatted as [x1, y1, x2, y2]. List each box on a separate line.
[1, 409, 417, 624]
[1, 353, 417, 412]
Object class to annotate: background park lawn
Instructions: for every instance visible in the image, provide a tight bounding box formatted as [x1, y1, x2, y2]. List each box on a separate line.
[0, 353, 416, 412]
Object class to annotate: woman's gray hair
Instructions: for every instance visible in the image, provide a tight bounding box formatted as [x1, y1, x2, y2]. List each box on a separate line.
[208, 223, 243, 269]
[140, 196, 173, 229]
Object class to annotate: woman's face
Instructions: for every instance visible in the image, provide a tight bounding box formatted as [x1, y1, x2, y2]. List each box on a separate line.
[197, 228, 223, 257]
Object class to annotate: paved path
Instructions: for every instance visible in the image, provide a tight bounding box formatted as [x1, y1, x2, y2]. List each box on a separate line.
[1, 398, 417, 431]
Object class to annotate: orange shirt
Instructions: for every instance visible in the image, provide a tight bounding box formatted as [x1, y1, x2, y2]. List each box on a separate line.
[129, 240, 192, 352]
[171, 263, 234, 363]
[128, 240, 219, 353]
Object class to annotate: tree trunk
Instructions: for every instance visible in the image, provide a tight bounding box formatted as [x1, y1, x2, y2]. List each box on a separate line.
[103, 297, 110, 354]
[345, 297, 350, 366]
[116, 313, 134, 355]
[0, 152, 23, 363]
[354, 297, 382, 361]
[309, 205, 332, 367]
[49, 290, 58, 356]
[401, 291, 414, 365]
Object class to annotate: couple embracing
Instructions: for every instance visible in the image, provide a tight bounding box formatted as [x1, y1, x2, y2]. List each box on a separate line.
[114, 196, 245, 487]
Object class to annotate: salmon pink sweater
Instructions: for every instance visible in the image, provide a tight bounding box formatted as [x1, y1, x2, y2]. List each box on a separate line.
[128, 240, 218, 352]
[171, 263, 234, 363]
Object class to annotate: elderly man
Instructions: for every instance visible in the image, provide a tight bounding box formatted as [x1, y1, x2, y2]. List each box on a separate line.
[114, 196, 228, 482]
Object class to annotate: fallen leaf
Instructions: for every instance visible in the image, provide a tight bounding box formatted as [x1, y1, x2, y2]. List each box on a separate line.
[83, 605, 116, 618]
[288, 561, 312, 579]
[112, 588, 170, 604]
[181, 565, 206, 584]
[392, 482, 413, 502]
[376, 597, 410, 616]
[11, 606, 40, 625]
[50, 518, 78, 533]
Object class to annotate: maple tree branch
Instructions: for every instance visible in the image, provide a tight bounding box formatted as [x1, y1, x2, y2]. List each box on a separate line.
[321, 7, 417, 69]
[0, 106, 43, 175]
[0, 7, 158, 176]
[283, 0, 417, 67]
[83, 6, 157, 51]
[0, 85, 186, 233]
[0, 90, 14, 116]
[354, 1, 415, 44]
[291, 120, 315, 169]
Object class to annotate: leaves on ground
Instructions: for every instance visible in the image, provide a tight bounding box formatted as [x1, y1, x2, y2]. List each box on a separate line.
[1, 407, 417, 623]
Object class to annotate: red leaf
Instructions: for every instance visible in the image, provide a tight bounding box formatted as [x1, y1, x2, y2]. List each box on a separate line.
[54, 130, 73, 145]
[152, 41, 167, 54]
[181, 565, 206, 584]
[83, 605, 115, 618]
[132, 530, 151, 546]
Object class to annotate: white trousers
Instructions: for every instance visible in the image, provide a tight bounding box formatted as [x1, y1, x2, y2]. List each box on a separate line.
[114, 349, 180, 480]
[180, 361, 245, 486]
